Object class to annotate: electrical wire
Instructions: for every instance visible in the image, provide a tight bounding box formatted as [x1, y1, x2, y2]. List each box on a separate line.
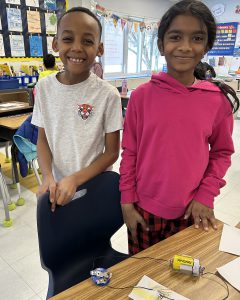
[107, 285, 175, 300]
[202, 272, 229, 300]
[91, 255, 230, 300]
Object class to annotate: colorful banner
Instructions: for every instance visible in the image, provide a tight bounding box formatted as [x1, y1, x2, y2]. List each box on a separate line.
[27, 11, 41, 33]
[29, 35, 43, 56]
[208, 22, 238, 56]
[7, 8, 22, 32]
[10, 35, 25, 56]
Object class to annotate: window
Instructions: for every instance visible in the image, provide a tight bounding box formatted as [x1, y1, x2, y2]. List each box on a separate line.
[127, 25, 141, 73]
[101, 15, 160, 77]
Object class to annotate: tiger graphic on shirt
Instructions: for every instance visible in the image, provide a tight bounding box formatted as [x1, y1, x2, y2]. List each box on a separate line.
[78, 104, 94, 120]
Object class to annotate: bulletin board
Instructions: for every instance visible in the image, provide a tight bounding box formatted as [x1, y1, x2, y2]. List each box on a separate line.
[0, 0, 66, 58]
[208, 22, 239, 56]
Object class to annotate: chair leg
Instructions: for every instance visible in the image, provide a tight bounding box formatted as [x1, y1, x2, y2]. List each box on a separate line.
[5, 141, 11, 163]
[32, 159, 42, 186]
[0, 167, 13, 227]
[28, 162, 34, 175]
[11, 145, 25, 206]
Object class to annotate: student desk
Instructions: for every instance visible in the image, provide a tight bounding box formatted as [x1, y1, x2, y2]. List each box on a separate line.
[50, 221, 239, 300]
[0, 113, 32, 190]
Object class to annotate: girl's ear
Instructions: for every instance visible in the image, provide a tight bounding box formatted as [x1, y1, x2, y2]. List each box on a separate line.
[97, 42, 104, 57]
[52, 36, 59, 53]
[157, 39, 164, 55]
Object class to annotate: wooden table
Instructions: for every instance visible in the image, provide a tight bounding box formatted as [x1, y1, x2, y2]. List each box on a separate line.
[0, 113, 30, 130]
[50, 221, 239, 300]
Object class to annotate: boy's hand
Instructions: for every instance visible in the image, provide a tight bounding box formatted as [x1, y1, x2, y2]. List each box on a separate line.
[37, 175, 57, 210]
[184, 199, 217, 231]
[121, 203, 149, 243]
[55, 174, 78, 209]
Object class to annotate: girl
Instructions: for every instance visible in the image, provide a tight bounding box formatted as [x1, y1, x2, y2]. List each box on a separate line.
[119, 0, 239, 255]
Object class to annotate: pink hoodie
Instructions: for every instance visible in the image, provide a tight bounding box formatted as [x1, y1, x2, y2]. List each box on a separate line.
[119, 72, 234, 219]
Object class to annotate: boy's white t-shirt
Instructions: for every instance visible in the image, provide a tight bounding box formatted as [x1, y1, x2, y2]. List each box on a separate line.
[31, 72, 123, 181]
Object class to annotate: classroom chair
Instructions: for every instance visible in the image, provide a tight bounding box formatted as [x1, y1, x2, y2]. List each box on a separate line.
[13, 115, 41, 187]
[37, 171, 129, 298]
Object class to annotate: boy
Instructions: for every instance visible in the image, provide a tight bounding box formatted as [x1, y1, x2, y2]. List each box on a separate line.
[32, 7, 122, 211]
[39, 54, 58, 79]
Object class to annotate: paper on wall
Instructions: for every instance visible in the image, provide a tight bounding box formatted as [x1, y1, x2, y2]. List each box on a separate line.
[7, 8, 22, 32]
[27, 11, 41, 33]
[0, 34, 5, 57]
[26, 0, 39, 7]
[10, 35, 25, 57]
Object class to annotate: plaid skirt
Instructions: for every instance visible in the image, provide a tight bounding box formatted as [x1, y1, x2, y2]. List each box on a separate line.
[128, 205, 193, 255]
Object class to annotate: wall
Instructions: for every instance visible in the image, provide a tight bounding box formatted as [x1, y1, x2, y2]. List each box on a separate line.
[68, 0, 172, 21]
[203, 0, 240, 23]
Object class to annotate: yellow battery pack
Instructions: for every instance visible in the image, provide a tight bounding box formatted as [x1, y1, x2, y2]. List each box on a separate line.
[170, 255, 204, 277]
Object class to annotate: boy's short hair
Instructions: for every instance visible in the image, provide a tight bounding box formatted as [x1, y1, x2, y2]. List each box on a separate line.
[57, 7, 102, 40]
[43, 54, 56, 69]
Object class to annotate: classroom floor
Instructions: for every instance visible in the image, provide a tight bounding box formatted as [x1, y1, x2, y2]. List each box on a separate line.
[0, 121, 240, 300]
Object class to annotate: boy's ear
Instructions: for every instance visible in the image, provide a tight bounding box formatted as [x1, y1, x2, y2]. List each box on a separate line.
[52, 36, 59, 53]
[157, 39, 164, 56]
[97, 42, 104, 57]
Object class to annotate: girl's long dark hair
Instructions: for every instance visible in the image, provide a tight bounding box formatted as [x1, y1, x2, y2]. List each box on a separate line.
[212, 80, 239, 113]
[158, 0, 240, 114]
[194, 63, 239, 113]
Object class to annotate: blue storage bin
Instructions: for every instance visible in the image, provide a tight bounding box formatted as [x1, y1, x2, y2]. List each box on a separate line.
[12, 76, 23, 86]
[22, 76, 31, 86]
[30, 75, 38, 83]
[0, 78, 19, 90]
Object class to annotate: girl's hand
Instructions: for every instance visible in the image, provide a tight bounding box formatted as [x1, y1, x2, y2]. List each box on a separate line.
[121, 203, 149, 242]
[184, 199, 217, 231]
[54, 174, 78, 210]
[37, 175, 57, 209]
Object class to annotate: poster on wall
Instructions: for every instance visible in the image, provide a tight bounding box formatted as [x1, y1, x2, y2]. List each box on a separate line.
[44, 0, 57, 11]
[27, 11, 41, 33]
[208, 22, 238, 56]
[6, 0, 21, 4]
[10, 35, 25, 56]
[29, 35, 43, 56]
[47, 36, 58, 56]
[45, 13, 57, 34]
[0, 34, 5, 56]
[26, 0, 39, 7]
[104, 20, 123, 66]
[233, 24, 240, 56]
[7, 8, 22, 32]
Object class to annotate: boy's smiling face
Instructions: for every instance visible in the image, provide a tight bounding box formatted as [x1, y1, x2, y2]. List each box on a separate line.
[53, 11, 103, 84]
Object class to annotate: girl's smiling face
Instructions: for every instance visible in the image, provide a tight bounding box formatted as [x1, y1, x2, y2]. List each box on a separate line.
[159, 14, 208, 85]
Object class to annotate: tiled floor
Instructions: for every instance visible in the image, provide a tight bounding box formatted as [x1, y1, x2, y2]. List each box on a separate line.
[0, 121, 240, 300]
